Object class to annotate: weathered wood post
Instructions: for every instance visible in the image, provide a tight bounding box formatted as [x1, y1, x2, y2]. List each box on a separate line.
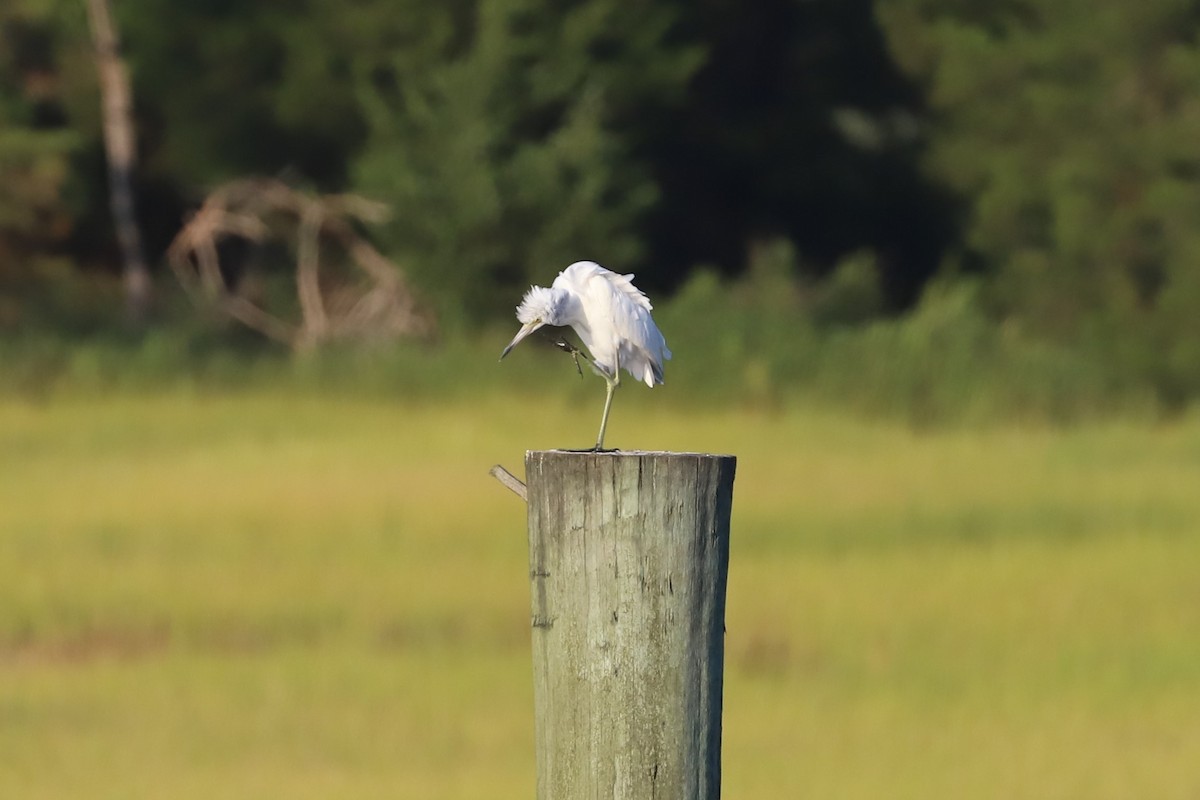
[524, 450, 736, 800]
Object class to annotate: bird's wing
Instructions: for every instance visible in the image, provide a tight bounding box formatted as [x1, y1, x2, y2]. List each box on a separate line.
[556, 261, 671, 386]
[605, 271, 655, 313]
[596, 270, 671, 386]
[563, 261, 654, 313]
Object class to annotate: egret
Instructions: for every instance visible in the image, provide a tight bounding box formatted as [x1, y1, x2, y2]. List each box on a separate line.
[500, 260, 672, 451]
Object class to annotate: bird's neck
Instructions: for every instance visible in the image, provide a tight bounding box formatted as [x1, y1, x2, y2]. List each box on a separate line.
[552, 288, 585, 327]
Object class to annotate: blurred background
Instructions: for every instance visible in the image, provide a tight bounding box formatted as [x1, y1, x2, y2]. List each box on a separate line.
[2, 1, 1200, 797]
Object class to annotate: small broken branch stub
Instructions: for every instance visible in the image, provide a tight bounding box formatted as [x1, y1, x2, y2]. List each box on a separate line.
[489, 464, 528, 502]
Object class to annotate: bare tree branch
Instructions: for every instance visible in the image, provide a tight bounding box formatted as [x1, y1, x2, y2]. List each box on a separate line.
[295, 200, 329, 349]
[167, 178, 435, 349]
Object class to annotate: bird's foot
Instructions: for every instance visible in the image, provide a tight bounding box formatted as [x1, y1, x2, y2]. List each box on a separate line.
[551, 338, 590, 378]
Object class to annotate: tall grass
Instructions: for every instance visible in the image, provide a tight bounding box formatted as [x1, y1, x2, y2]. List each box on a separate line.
[2, 391, 1199, 798]
[1, 261, 1177, 425]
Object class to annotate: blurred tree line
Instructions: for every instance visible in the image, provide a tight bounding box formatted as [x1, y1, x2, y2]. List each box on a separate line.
[2, 0, 1199, 403]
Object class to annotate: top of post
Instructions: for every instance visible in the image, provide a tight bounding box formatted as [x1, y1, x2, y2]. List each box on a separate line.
[527, 449, 735, 460]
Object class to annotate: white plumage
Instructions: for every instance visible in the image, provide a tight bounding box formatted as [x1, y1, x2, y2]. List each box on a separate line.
[501, 260, 672, 450]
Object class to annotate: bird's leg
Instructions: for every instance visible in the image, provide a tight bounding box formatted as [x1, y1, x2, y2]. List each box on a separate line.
[594, 354, 620, 451]
[595, 376, 617, 451]
[552, 337, 589, 377]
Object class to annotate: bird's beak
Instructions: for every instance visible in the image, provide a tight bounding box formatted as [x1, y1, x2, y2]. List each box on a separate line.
[500, 320, 544, 360]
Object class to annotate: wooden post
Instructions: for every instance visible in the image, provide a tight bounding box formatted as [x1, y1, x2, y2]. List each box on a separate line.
[524, 450, 736, 800]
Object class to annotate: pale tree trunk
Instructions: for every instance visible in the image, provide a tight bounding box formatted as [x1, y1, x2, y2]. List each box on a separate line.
[85, 0, 152, 322]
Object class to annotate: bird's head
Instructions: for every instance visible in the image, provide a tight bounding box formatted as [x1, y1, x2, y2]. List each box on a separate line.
[500, 286, 565, 359]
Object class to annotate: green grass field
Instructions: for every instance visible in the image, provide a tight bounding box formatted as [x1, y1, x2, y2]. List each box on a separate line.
[2, 390, 1199, 798]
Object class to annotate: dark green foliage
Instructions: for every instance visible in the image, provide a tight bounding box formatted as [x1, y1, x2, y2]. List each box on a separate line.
[0, 1, 90, 276]
[877, 0, 1200, 404]
[657, 263, 1152, 424]
[120, 0, 386, 188]
[646, 0, 958, 305]
[351, 0, 700, 322]
[3, 0, 1200, 417]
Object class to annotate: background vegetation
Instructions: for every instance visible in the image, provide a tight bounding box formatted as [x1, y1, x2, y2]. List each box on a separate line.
[3, 0, 1199, 414]
[3, 395, 1200, 798]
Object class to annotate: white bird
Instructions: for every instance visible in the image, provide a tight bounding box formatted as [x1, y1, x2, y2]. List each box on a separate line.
[500, 260, 672, 450]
